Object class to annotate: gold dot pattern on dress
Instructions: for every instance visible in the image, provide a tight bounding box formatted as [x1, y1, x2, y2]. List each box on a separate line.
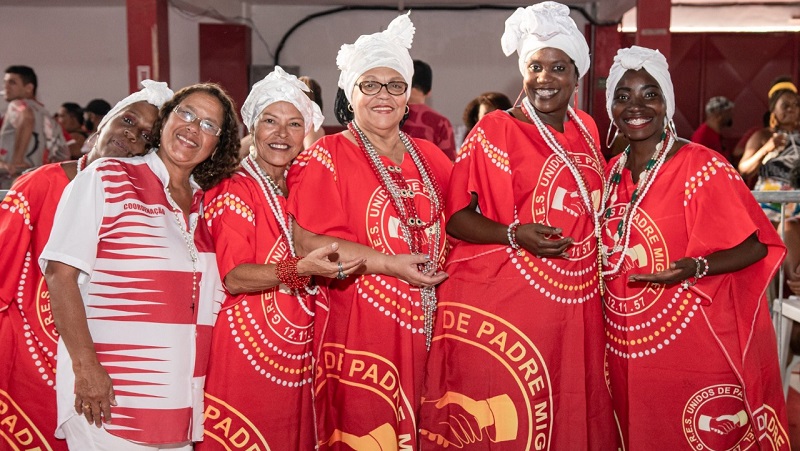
[225, 300, 313, 387]
[204, 192, 255, 227]
[605, 289, 702, 359]
[293, 145, 335, 178]
[684, 157, 728, 206]
[507, 248, 599, 304]
[0, 190, 32, 230]
[463, 127, 511, 173]
[356, 275, 425, 333]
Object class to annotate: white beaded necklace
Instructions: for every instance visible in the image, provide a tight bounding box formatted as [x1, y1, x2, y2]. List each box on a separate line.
[243, 153, 316, 316]
[521, 98, 604, 295]
[600, 130, 674, 278]
[164, 187, 200, 311]
[350, 120, 442, 349]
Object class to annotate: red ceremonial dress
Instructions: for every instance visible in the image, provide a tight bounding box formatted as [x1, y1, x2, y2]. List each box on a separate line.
[419, 110, 618, 450]
[198, 156, 318, 450]
[0, 163, 71, 451]
[602, 143, 788, 450]
[287, 133, 451, 450]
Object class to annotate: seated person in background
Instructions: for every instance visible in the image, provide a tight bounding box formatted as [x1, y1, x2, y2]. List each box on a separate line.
[82, 98, 111, 134]
[691, 95, 734, 161]
[56, 102, 88, 159]
[401, 59, 456, 160]
[462, 91, 513, 131]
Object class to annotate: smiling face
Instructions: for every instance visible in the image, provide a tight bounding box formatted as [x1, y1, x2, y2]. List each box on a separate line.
[523, 47, 578, 128]
[158, 91, 223, 174]
[252, 101, 306, 177]
[351, 67, 407, 134]
[93, 101, 159, 159]
[611, 69, 667, 145]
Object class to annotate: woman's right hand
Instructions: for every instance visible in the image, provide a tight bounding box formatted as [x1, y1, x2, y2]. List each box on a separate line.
[515, 223, 573, 257]
[384, 254, 448, 288]
[73, 359, 116, 427]
[762, 132, 788, 164]
[297, 242, 365, 280]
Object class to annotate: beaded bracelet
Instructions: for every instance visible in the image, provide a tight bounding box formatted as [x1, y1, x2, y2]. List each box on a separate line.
[681, 256, 710, 290]
[276, 256, 311, 290]
[507, 220, 521, 255]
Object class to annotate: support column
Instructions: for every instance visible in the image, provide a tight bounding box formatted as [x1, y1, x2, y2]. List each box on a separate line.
[126, 0, 170, 93]
[199, 23, 252, 115]
[636, 0, 671, 60]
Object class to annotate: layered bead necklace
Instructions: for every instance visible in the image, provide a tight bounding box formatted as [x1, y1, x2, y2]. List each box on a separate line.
[348, 120, 443, 349]
[164, 186, 200, 311]
[242, 152, 316, 317]
[520, 98, 605, 296]
[600, 130, 674, 278]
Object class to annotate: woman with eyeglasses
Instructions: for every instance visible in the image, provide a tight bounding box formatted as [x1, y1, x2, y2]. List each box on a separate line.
[0, 80, 171, 451]
[197, 67, 362, 450]
[287, 13, 451, 450]
[40, 83, 240, 450]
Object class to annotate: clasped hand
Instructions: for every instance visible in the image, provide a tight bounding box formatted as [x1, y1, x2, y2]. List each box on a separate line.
[516, 223, 573, 258]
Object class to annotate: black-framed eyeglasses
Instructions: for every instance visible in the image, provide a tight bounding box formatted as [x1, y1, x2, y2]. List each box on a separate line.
[357, 81, 408, 96]
[172, 105, 222, 137]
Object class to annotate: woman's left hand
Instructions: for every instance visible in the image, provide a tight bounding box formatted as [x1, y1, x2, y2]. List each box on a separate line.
[297, 242, 365, 279]
[628, 258, 696, 285]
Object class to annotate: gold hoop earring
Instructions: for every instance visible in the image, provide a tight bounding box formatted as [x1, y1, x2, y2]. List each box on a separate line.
[405, 105, 410, 114]
[347, 104, 354, 113]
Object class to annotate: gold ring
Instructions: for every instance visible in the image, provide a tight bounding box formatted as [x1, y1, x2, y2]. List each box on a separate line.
[83, 403, 91, 409]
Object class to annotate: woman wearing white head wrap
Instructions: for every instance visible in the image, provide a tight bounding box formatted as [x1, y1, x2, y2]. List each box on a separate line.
[601, 46, 788, 449]
[287, 12, 452, 450]
[0, 79, 171, 451]
[419, 3, 618, 449]
[198, 67, 360, 450]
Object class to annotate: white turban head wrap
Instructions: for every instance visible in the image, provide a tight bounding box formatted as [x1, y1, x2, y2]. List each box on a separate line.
[98, 79, 173, 131]
[501, 2, 590, 78]
[605, 46, 675, 123]
[241, 66, 324, 135]
[337, 12, 415, 104]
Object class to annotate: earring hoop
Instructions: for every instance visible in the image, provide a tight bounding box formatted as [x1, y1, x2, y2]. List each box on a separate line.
[347, 104, 354, 113]
[606, 122, 619, 149]
[404, 105, 410, 114]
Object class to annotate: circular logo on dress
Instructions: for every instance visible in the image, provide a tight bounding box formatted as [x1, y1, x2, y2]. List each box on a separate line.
[419, 302, 552, 449]
[602, 202, 668, 316]
[531, 153, 602, 263]
[35, 274, 59, 344]
[682, 384, 757, 450]
[258, 239, 314, 346]
[365, 178, 444, 264]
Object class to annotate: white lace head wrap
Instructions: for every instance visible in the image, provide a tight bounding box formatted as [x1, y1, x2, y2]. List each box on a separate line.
[501, 2, 590, 78]
[337, 12, 415, 104]
[605, 46, 675, 122]
[241, 66, 324, 135]
[98, 79, 173, 130]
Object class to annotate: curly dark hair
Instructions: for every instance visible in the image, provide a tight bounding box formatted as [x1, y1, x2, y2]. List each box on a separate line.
[462, 92, 513, 130]
[334, 87, 409, 127]
[150, 83, 240, 190]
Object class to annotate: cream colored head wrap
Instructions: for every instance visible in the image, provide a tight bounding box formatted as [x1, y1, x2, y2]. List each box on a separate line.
[98, 80, 173, 130]
[241, 66, 324, 135]
[605, 46, 675, 122]
[501, 2, 590, 78]
[337, 12, 415, 104]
